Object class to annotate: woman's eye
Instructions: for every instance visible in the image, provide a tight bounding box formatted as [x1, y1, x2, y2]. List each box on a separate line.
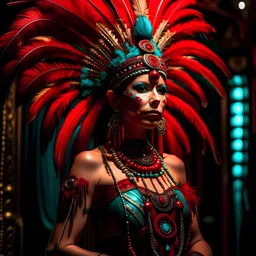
[133, 83, 150, 93]
[157, 85, 167, 95]
[136, 86, 148, 93]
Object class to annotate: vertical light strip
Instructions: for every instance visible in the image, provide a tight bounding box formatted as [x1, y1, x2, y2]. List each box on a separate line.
[229, 74, 250, 255]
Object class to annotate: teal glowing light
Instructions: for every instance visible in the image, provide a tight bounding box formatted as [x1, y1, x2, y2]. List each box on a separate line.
[244, 103, 249, 113]
[230, 115, 244, 127]
[232, 165, 243, 178]
[232, 152, 244, 163]
[244, 115, 249, 125]
[243, 87, 249, 99]
[230, 88, 243, 101]
[232, 75, 243, 86]
[231, 128, 243, 139]
[244, 129, 249, 138]
[230, 102, 243, 115]
[233, 179, 243, 191]
[231, 139, 243, 151]
[244, 165, 248, 176]
[244, 140, 249, 150]
[244, 153, 249, 162]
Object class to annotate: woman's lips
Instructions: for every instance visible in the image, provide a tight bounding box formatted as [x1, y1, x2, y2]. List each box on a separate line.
[143, 110, 161, 121]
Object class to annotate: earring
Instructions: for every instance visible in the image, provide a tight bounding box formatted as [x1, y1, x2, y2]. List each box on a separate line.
[108, 109, 122, 134]
[157, 117, 166, 135]
[156, 117, 166, 157]
[108, 109, 123, 150]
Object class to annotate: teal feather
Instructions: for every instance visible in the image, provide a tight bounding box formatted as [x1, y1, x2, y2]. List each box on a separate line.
[151, 40, 162, 57]
[109, 47, 140, 68]
[134, 16, 153, 39]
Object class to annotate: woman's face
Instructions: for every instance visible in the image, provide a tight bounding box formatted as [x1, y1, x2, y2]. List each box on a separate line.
[119, 74, 167, 130]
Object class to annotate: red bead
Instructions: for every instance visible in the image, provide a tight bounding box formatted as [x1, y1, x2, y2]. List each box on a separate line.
[174, 200, 184, 211]
[144, 200, 153, 212]
[149, 70, 160, 83]
[158, 196, 165, 204]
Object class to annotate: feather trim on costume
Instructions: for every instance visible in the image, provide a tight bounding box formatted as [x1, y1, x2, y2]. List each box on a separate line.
[179, 182, 200, 211]
[58, 175, 89, 236]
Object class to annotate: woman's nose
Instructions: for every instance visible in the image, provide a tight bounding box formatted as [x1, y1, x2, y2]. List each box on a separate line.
[149, 97, 160, 109]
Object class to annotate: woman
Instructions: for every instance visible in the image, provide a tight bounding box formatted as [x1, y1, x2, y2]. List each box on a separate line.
[46, 72, 212, 256]
[0, 0, 229, 255]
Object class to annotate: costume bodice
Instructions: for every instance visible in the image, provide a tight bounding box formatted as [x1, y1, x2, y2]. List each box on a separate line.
[90, 178, 192, 256]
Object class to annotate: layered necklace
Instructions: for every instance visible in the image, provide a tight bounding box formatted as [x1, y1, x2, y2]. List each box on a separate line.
[99, 141, 187, 256]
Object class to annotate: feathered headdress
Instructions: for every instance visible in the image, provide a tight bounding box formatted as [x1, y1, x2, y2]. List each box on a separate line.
[0, 0, 230, 175]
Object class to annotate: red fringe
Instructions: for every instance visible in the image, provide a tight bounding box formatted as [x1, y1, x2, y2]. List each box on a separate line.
[180, 182, 200, 210]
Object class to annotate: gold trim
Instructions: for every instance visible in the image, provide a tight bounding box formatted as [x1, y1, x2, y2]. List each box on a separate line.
[0, 83, 23, 256]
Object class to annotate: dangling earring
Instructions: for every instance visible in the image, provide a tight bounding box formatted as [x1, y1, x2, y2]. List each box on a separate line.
[108, 109, 123, 150]
[156, 117, 166, 157]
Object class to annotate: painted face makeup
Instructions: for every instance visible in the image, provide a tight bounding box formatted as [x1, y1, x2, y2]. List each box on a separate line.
[123, 88, 142, 102]
[119, 74, 167, 130]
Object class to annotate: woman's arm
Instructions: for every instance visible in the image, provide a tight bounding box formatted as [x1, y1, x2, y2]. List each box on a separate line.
[46, 151, 107, 256]
[186, 213, 212, 256]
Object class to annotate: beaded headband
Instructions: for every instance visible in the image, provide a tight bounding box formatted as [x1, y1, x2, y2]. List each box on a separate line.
[108, 51, 167, 92]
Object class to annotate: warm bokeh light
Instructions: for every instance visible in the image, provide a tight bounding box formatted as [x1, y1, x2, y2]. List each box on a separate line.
[238, 1, 246, 10]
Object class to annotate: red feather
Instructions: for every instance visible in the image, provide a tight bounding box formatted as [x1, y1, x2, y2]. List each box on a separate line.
[111, 0, 135, 29]
[164, 111, 190, 153]
[151, 0, 196, 33]
[73, 96, 106, 157]
[165, 8, 203, 27]
[0, 8, 90, 61]
[166, 94, 221, 164]
[27, 81, 76, 123]
[179, 182, 200, 209]
[18, 62, 81, 97]
[42, 90, 80, 142]
[36, 0, 102, 38]
[166, 79, 200, 112]
[171, 20, 215, 39]
[7, 0, 32, 6]
[1, 40, 85, 86]
[54, 96, 93, 173]
[164, 40, 231, 78]
[167, 57, 226, 98]
[167, 69, 207, 107]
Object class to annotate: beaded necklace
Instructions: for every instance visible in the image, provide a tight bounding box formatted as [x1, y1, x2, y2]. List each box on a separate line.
[99, 143, 186, 256]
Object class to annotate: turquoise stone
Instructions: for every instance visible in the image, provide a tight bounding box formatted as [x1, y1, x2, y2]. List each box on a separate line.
[165, 244, 170, 251]
[162, 222, 171, 232]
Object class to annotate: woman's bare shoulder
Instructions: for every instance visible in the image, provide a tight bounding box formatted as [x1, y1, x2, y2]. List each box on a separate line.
[68, 147, 104, 184]
[163, 153, 186, 185]
[74, 147, 103, 167]
[163, 153, 185, 170]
